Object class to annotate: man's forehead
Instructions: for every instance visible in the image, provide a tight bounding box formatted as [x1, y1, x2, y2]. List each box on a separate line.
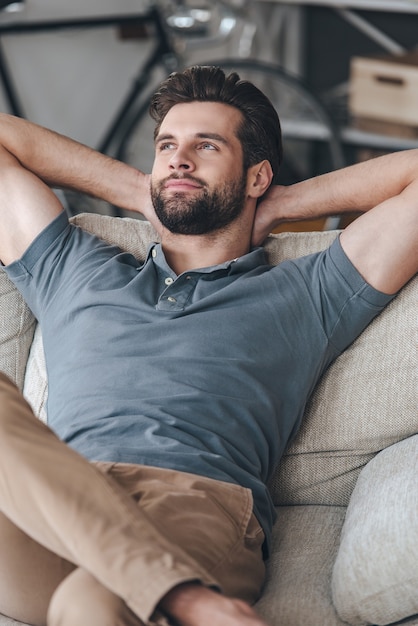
[159, 101, 243, 138]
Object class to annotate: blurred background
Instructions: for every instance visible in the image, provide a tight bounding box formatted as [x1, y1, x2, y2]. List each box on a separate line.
[1, 0, 418, 227]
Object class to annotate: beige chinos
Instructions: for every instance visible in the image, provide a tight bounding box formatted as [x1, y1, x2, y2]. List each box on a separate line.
[0, 373, 265, 626]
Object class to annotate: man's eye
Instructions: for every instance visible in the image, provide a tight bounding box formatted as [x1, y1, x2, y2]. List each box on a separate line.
[200, 143, 216, 150]
[159, 143, 174, 151]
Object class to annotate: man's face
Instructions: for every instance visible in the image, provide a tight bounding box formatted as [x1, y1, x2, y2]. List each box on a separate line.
[151, 101, 248, 235]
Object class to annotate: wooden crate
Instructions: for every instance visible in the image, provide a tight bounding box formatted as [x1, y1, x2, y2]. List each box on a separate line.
[349, 51, 418, 127]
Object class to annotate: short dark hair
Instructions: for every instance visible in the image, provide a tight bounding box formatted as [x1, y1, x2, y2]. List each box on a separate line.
[149, 65, 283, 185]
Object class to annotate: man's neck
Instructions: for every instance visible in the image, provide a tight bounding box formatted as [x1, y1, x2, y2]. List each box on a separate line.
[160, 227, 252, 275]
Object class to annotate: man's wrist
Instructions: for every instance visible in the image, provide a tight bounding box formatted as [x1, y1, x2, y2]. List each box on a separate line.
[261, 183, 308, 225]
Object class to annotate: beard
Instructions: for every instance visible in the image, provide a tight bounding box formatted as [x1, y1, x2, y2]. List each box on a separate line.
[151, 173, 247, 236]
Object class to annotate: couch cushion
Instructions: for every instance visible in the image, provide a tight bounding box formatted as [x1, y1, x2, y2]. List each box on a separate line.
[71, 213, 160, 256]
[270, 273, 418, 507]
[22, 325, 47, 423]
[331, 435, 418, 626]
[255, 505, 347, 626]
[0, 617, 30, 626]
[0, 269, 36, 391]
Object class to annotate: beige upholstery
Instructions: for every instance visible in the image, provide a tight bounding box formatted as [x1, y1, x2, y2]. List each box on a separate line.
[0, 271, 36, 391]
[272, 274, 417, 508]
[332, 435, 418, 626]
[0, 214, 417, 626]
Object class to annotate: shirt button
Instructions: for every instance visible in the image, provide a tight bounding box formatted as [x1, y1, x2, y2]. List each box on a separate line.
[152, 249, 157, 258]
[167, 296, 177, 303]
[165, 277, 174, 286]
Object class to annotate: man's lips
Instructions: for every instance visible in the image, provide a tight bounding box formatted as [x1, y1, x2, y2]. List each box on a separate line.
[164, 178, 203, 191]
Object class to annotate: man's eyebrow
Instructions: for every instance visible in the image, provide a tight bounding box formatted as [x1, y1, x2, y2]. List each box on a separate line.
[155, 132, 230, 145]
[195, 132, 229, 145]
[155, 133, 174, 144]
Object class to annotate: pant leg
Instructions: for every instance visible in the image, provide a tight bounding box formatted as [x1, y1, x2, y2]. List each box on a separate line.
[47, 568, 144, 626]
[47, 466, 266, 626]
[107, 464, 266, 605]
[0, 373, 218, 623]
[0, 512, 74, 626]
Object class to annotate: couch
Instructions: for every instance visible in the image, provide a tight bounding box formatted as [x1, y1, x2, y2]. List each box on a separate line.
[0, 213, 416, 626]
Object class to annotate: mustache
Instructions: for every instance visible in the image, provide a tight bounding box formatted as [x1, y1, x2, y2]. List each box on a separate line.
[161, 173, 207, 187]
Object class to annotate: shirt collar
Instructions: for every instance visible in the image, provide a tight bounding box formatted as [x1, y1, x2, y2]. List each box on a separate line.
[145, 243, 267, 278]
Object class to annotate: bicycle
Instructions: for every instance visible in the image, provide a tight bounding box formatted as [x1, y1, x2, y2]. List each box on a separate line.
[0, 0, 344, 224]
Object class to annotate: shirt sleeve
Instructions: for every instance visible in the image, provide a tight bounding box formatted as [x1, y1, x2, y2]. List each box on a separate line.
[3, 211, 135, 321]
[289, 235, 396, 355]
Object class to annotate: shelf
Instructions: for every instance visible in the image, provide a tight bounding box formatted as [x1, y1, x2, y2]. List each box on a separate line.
[280, 118, 418, 151]
[340, 126, 418, 149]
[281, 119, 334, 141]
[260, 1, 418, 155]
[260, 0, 418, 14]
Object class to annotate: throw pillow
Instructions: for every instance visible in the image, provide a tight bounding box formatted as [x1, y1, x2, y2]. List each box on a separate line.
[331, 434, 418, 625]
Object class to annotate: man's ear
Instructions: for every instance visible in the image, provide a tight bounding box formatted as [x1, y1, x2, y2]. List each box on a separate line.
[247, 160, 274, 199]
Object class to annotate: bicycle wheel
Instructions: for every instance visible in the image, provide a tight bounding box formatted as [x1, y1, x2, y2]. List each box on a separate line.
[116, 59, 345, 223]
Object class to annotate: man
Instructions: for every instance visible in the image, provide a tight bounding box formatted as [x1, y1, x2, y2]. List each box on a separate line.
[0, 66, 416, 626]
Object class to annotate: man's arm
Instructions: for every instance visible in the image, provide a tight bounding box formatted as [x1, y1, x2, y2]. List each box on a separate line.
[253, 150, 418, 294]
[0, 114, 156, 265]
[0, 146, 63, 265]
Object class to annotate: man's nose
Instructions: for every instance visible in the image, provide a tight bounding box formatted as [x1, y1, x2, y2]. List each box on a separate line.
[169, 147, 195, 172]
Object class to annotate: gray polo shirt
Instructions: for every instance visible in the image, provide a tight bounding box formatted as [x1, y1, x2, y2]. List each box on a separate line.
[5, 211, 394, 552]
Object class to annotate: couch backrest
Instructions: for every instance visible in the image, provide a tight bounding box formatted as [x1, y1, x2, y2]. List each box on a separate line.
[1, 214, 417, 507]
[0, 269, 36, 390]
